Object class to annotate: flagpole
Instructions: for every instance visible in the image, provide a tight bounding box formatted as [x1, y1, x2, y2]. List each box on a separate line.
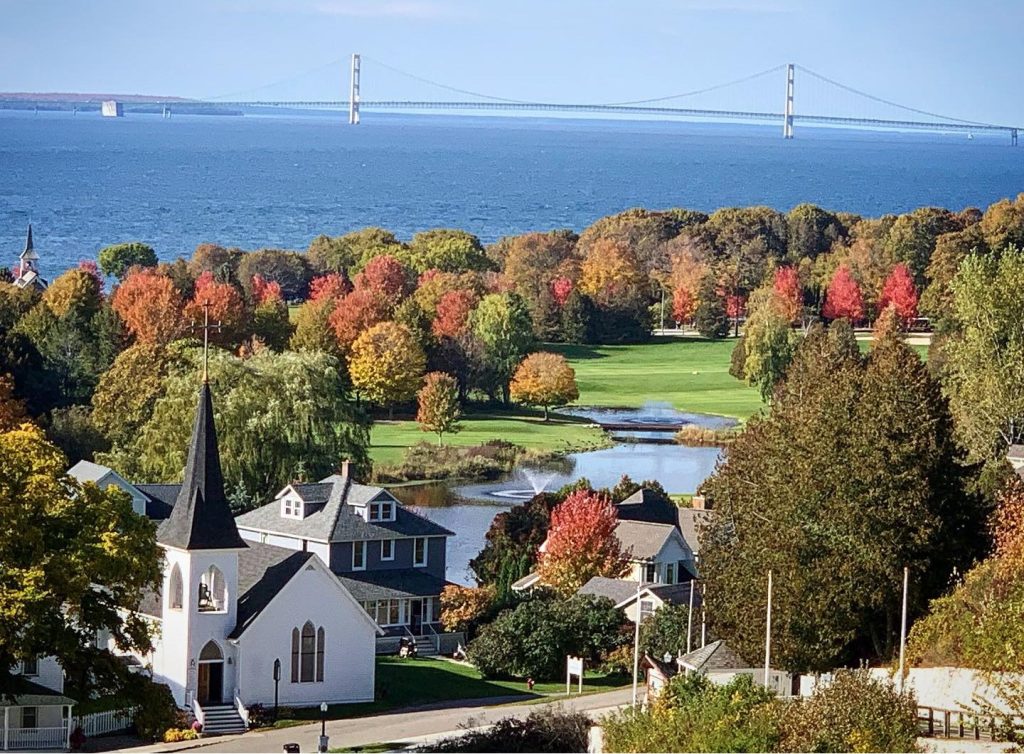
[898, 566, 909, 693]
[764, 569, 773, 690]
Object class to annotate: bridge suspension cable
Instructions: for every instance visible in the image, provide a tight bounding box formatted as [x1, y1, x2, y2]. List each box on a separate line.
[795, 65, 996, 127]
[601, 64, 787, 106]
[203, 56, 349, 101]
[360, 55, 532, 104]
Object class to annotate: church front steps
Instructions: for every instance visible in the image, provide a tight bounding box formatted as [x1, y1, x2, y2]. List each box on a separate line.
[199, 705, 247, 736]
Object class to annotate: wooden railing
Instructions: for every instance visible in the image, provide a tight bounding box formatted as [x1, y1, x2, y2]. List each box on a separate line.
[918, 706, 1024, 742]
[7, 726, 68, 750]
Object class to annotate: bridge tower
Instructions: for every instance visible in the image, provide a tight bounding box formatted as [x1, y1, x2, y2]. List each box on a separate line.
[349, 53, 361, 125]
[783, 63, 794, 139]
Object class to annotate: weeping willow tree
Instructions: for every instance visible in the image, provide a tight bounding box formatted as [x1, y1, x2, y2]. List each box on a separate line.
[100, 347, 369, 510]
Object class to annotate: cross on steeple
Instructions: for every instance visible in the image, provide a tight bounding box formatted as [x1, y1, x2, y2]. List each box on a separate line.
[191, 300, 222, 384]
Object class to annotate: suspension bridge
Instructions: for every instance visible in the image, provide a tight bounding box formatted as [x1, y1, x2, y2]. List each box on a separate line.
[5, 55, 1019, 144]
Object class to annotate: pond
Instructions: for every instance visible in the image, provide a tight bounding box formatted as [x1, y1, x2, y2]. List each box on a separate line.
[389, 405, 733, 585]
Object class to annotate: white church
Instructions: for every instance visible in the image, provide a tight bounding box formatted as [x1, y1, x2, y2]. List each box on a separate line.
[86, 377, 382, 733]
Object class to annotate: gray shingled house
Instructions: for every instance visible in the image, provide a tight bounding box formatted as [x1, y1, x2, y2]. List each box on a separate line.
[234, 469, 456, 653]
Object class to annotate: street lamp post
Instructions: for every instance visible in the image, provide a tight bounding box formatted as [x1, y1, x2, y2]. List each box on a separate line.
[318, 702, 328, 753]
[272, 660, 281, 722]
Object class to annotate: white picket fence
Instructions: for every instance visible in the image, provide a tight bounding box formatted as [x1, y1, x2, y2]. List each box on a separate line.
[77, 708, 135, 737]
[7, 726, 68, 750]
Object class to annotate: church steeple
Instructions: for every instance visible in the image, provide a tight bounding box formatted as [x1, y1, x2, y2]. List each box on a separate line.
[157, 315, 245, 551]
[22, 224, 34, 256]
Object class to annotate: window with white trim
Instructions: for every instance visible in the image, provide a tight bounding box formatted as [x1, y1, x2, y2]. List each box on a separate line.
[665, 563, 676, 585]
[369, 500, 395, 522]
[352, 541, 366, 570]
[644, 562, 657, 584]
[381, 539, 395, 561]
[639, 599, 655, 622]
[281, 495, 303, 519]
[290, 621, 325, 683]
[21, 706, 37, 729]
[413, 537, 427, 567]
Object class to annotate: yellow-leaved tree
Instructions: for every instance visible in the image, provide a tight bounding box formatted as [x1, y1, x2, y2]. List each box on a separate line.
[349, 321, 426, 418]
[509, 351, 579, 421]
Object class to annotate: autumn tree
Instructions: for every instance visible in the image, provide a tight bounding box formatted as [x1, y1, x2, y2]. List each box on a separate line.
[469, 293, 534, 402]
[575, 208, 684, 279]
[237, 249, 312, 301]
[920, 225, 986, 331]
[0, 373, 28, 431]
[786, 203, 846, 262]
[431, 289, 478, 338]
[692, 272, 729, 339]
[667, 237, 710, 326]
[348, 322, 426, 416]
[307, 228, 406, 274]
[772, 265, 803, 323]
[98, 242, 158, 280]
[501, 231, 579, 339]
[250, 284, 292, 352]
[112, 269, 186, 345]
[188, 243, 242, 284]
[822, 264, 865, 323]
[578, 238, 647, 308]
[406, 229, 491, 273]
[353, 253, 411, 307]
[883, 207, 960, 284]
[328, 288, 391, 353]
[440, 584, 497, 636]
[536, 489, 629, 596]
[980, 194, 1024, 251]
[0, 422, 162, 702]
[42, 268, 103, 320]
[308, 272, 351, 302]
[509, 352, 579, 420]
[184, 271, 246, 346]
[413, 269, 484, 319]
[877, 264, 919, 328]
[734, 286, 800, 401]
[416, 371, 462, 445]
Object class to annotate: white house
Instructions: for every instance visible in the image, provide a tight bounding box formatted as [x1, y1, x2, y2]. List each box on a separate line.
[74, 380, 381, 734]
[677, 640, 792, 696]
[1, 657, 75, 751]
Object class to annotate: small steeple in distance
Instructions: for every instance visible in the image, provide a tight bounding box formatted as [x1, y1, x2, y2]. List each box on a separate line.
[157, 315, 246, 551]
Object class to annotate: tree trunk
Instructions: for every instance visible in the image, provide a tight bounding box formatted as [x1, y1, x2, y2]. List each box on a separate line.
[543, 405, 549, 422]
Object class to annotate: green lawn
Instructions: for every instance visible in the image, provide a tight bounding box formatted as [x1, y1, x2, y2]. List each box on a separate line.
[548, 337, 763, 420]
[270, 656, 626, 727]
[369, 411, 609, 466]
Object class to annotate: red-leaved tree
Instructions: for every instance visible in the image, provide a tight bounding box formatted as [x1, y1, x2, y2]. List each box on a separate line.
[878, 263, 919, 327]
[672, 287, 696, 325]
[551, 277, 573, 308]
[773, 266, 803, 323]
[354, 254, 410, 307]
[111, 268, 186, 345]
[250, 274, 283, 305]
[309, 272, 351, 303]
[431, 289, 479, 338]
[184, 271, 247, 345]
[536, 489, 628, 595]
[328, 288, 391, 353]
[822, 264, 865, 324]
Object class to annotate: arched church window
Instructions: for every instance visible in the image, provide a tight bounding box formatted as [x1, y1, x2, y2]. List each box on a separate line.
[168, 564, 183, 610]
[291, 622, 325, 683]
[316, 627, 325, 682]
[199, 640, 222, 661]
[290, 628, 300, 683]
[198, 566, 226, 613]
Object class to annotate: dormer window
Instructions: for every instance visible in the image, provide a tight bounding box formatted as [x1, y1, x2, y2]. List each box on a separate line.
[368, 500, 395, 522]
[282, 495, 303, 519]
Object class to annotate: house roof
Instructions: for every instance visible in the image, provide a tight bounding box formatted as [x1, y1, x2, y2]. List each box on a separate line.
[616, 489, 681, 527]
[235, 475, 453, 543]
[677, 508, 711, 555]
[68, 459, 113, 484]
[335, 569, 450, 602]
[642, 653, 680, 680]
[678, 640, 751, 672]
[1008, 444, 1024, 461]
[578, 576, 642, 605]
[511, 571, 541, 591]
[157, 383, 247, 551]
[229, 543, 318, 639]
[20, 224, 37, 260]
[616, 520, 679, 561]
[0, 676, 76, 707]
[136, 484, 180, 520]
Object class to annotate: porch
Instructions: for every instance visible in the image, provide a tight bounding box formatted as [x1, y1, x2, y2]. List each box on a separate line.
[1, 679, 75, 751]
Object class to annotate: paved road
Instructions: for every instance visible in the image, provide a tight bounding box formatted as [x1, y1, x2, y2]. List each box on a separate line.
[129, 688, 633, 753]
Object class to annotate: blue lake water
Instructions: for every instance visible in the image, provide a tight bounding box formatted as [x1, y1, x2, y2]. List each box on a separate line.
[2, 110, 1023, 278]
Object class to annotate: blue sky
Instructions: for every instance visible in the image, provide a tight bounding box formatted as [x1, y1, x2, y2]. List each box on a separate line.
[1, 0, 1022, 124]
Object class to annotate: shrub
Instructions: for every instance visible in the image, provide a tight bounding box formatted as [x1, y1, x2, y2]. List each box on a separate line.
[131, 678, 180, 741]
[419, 707, 591, 753]
[372, 440, 522, 483]
[602, 673, 779, 753]
[468, 593, 627, 680]
[777, 669, 920, 753]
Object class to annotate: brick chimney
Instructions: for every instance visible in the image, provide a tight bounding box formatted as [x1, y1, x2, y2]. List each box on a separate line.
[691, 495, 706, 510]
[340, 459, 350, 479]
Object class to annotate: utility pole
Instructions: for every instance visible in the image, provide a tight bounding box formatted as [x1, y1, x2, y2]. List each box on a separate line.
[349, 53, 361, 125]
[898, 566, 909, 693]
[631, 576, 642, 708]
[686, 579, 695, 654]
[763, 570, 773, 690]
[783, 64, 795, 139]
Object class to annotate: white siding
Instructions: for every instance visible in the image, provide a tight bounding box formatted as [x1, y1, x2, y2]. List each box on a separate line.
[235, 562, 376, 707]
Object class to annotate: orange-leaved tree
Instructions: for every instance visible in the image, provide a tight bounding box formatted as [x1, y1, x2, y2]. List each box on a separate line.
[509, 351, 579, 421]
[773, 265, 803, 324]
[822, 264, 865, 324]
[111, 268, 186, 345]
[440, 583, 496, 634]
[878, 263, 919, 328]
[431, 289, 479, 338]
[537, 489, 628, 595]
[184, 271, 246, 346]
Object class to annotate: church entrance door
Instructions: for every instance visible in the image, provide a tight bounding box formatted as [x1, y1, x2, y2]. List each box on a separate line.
[196, 641, 225, 706]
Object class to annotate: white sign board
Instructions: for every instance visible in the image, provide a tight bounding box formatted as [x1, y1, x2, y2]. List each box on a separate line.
[566, 655, 584, 695]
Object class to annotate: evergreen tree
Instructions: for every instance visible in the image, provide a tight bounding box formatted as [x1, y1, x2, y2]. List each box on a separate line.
[693, 273, 729, 339]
